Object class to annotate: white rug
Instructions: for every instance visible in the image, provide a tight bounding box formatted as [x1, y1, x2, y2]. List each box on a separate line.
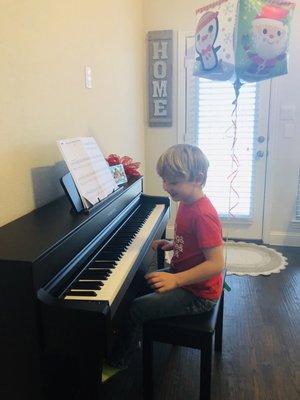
[224, 241, 288, 276]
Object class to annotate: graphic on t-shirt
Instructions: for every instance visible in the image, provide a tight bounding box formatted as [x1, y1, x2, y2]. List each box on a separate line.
[173, 225, 184, 259]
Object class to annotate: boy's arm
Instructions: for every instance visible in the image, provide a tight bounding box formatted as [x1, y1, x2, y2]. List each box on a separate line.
[146, 245, 224, 293]
[175, 246, 224, 287]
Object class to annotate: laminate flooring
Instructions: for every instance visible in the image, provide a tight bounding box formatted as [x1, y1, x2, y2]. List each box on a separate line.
[101, 245, 300, 400]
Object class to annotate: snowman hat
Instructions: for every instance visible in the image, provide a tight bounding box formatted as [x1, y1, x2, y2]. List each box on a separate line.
[196, 11, 218, 34]
[253, 5, 288, 27]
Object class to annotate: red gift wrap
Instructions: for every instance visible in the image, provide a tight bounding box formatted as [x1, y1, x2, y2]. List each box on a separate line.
[106, 154, 142, 179]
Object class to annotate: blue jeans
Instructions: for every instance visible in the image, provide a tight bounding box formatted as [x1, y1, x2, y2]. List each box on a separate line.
[130, 267, 216, 326]
[108, 268, 216, 367]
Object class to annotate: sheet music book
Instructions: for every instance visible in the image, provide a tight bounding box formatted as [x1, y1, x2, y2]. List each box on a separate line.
[57, 137, 118, 209]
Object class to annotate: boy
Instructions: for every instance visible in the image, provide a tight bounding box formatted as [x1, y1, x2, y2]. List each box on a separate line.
[107, 144, 224, 371]
[130, 144, 224, 326]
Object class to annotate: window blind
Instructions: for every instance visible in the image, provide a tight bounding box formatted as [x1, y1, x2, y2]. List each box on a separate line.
[185, 60, 259, 218]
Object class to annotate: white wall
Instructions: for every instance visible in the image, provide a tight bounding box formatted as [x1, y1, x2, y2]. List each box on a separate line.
[143, 0, 300, 246]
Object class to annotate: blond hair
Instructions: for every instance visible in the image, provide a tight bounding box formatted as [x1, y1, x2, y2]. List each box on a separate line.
[156, 144, 209, 186]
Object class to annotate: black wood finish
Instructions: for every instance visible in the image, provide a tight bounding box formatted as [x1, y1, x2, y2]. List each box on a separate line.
[100, 245, 300, 400]
[0, 177, 170, 400]
[142, 284, 225, 400]
[157, 229, 166, 270]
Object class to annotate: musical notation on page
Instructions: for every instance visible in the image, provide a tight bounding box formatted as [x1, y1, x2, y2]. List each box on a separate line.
[57, 137, 118, 208]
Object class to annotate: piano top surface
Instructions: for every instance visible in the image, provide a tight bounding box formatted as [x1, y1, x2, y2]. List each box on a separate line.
[0, 178, 143, 264]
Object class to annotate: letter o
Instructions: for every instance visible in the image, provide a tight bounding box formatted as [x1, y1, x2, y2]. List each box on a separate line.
[153, 61, 167, 79]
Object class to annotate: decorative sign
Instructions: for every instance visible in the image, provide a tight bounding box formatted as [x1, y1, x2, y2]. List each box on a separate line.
[148, 30, 173, 127]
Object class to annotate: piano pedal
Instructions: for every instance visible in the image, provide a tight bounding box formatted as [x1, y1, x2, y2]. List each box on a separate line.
[101, 362, 125, 383]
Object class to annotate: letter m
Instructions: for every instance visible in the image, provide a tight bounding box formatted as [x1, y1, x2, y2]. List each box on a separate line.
[152, 80, 167, 98]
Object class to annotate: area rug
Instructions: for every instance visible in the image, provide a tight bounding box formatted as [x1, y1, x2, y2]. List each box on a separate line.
[224, 241, 288, 276]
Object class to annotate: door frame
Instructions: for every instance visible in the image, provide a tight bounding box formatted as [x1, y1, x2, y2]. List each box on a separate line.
[178, 30, 275, 242]
[261, 77, 280, 244]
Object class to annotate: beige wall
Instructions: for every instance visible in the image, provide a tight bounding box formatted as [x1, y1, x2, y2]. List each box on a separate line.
[0, 0, 144, 226]
[1, 0, 299, 245]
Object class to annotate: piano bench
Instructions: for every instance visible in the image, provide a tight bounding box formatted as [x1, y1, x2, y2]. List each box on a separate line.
[142, 290, 224, 400]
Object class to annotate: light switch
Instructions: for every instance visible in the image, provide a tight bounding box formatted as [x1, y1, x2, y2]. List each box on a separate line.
[280, 105, 295, 120]
[85, 65, 92, 89]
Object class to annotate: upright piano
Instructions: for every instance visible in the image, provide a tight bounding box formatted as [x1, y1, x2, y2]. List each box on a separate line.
[0, 177, 170, 400]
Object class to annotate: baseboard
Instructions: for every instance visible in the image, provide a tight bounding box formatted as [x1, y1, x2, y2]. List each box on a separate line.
[166, 225, 300, 247]
[266, 231, 300, 247]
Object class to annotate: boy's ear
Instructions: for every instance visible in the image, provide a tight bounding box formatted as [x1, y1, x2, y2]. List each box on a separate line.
[195, 172, 204, 185]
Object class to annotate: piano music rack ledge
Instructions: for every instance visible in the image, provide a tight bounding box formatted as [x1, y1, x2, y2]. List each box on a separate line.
[60, 172, 124, 215]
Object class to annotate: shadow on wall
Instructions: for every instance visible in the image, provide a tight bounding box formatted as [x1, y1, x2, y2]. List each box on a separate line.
[31, 161, 68, 208]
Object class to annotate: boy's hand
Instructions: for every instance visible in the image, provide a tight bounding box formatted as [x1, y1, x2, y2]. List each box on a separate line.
[151, 239, 173, 251]
[145, 271, 178, 293]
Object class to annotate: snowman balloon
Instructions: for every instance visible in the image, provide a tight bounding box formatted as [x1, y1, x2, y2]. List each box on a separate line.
[242, 5, 289, 76]
[195, 11, 221, 71]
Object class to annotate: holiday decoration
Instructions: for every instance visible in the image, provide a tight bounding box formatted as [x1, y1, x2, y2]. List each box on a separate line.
[106, 154, 142, 179]
[193, 1, 295, 220]
[194, 0, 295, 83]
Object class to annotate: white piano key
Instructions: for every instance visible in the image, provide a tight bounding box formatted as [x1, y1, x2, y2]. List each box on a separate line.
[65, 204, 165, 304]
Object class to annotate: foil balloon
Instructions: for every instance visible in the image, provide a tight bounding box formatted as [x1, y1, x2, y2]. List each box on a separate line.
[194, 0, 237, 81]
[194, 0, 296, 83]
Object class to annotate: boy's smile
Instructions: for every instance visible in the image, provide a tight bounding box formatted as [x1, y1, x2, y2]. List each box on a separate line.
[162, 179, 204, 204]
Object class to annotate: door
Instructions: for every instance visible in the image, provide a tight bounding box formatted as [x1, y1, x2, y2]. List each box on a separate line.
[179, 33, 270, 240]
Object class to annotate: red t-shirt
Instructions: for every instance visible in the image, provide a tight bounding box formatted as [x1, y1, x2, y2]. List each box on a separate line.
[171, 196, 223, 300]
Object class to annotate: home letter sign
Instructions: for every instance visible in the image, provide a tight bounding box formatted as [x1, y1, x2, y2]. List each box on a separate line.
[148, 30, 173, 127]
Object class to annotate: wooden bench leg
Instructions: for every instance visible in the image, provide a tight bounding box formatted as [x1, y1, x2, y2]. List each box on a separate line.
[143, 330, 153, 400]
[200, 337, 213, 400]
[215, 291, 224, 353]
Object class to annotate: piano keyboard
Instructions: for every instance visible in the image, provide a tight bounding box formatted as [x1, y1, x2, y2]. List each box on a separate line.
[64, 204, 165, 305]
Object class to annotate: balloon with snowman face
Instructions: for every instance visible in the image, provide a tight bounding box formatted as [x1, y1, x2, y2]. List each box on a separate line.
[195, 11, 221, 71]
[242, 5, 289, 76]
[193, 1, 295, 84]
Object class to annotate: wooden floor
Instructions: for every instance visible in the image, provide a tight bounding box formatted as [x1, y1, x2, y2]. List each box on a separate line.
[101, 246, 300, 400]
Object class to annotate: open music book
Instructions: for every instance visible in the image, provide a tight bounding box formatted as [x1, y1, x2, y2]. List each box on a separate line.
[57, 137, 118, 209]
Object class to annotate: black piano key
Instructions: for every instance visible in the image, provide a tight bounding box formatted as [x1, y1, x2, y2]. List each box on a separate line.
[99, 253, 122, 258]
[66, 290, 97, 297]
[116, 236, 135, 240]
[72, 282, 103, 290]
[96, 257, 120, 263]
[81, 270, 110, 280]
[88, 268, 112, 274]
[105, 245, 126, 249]
[105, 241, 127, 245]
[100, 251, 123, 255]
[63, 204, 157, 300]
[95, 259, 120, 264]
[96, 260, 118, 265]
[103, 247, 128, 252]
[93, 260, 116, 268]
